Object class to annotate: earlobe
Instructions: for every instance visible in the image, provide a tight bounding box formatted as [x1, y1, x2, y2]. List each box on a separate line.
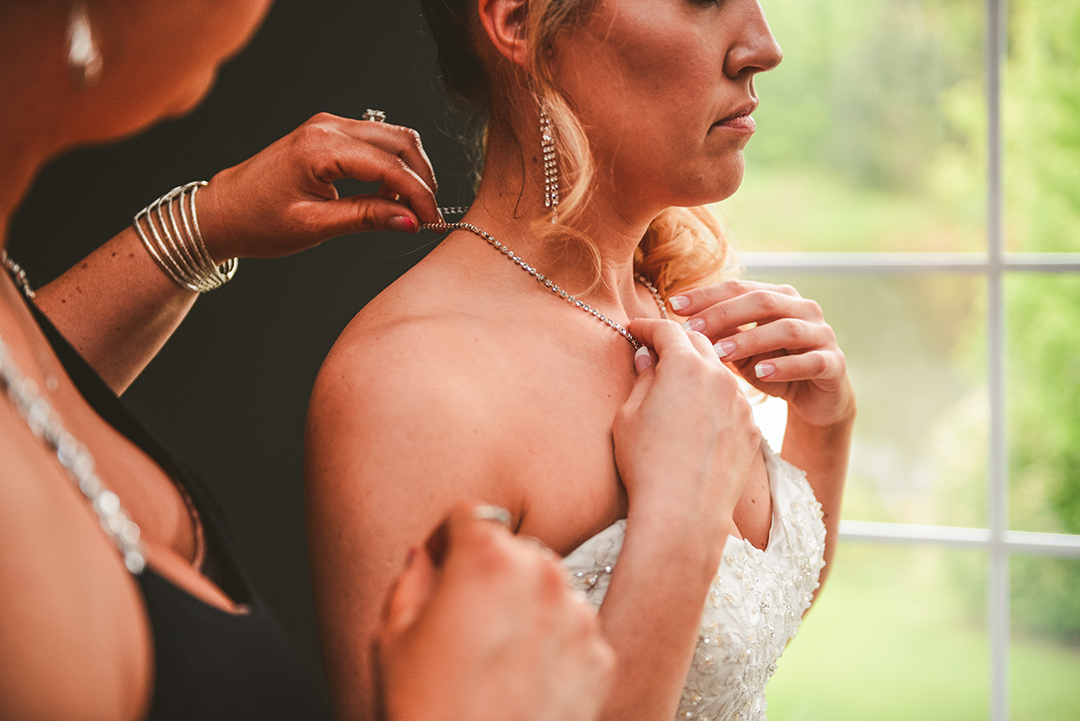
[477, 0, 530, 69]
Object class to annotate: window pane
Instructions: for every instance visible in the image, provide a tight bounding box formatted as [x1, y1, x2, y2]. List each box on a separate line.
[1010, 555, 1080, 720]
[747, 272, 987, 526]
[1006, 274, 1080, 534]
[768, 543, 989, 720]
[1004, 0, 1080, 253]
[724, 0, 986, 253]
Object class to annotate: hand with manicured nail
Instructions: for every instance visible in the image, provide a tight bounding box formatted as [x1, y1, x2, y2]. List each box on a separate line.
[197, 112, 443, 262]
[31, 112, 445, 394]
[608, 318, 763, 719]
[616, 319, 760, 544]
[669, 279, 855, 429]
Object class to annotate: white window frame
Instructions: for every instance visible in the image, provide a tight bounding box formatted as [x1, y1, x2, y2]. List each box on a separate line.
[742, 2, 1080, 718]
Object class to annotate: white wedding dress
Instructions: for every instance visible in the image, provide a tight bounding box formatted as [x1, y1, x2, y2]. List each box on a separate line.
[563, 439, 826, 721]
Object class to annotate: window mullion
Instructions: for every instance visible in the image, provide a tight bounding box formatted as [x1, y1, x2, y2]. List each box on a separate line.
[986, 0, 1009, 719]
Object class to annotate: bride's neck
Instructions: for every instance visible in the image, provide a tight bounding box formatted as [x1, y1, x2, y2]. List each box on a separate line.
[466, 127, 655, 307]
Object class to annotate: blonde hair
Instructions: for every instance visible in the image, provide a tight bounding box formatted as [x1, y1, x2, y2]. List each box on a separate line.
[421, 0, 736, 297]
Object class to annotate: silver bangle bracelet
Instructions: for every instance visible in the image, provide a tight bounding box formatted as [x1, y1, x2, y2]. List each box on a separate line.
[133, 181, 238, 292]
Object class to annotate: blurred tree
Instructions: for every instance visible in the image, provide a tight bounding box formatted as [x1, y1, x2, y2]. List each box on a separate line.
[1002, 0, 1080, 641]
[751, 0, 1080, 641]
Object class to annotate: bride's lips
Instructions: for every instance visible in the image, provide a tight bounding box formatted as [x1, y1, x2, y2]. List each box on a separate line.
[712, 102, 758, 133]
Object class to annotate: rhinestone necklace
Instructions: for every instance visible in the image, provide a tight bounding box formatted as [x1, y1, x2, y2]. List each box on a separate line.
[1, 250, 35, 299]
[2, 252, 146, 571]
[422, 215, 667, 350]
[0, 316, 148, 572]
[1, 253, 208, 573]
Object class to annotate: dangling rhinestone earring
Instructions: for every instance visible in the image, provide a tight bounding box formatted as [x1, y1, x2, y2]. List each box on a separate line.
[539, 103, 560, 224]
[67, 3, 102, 89]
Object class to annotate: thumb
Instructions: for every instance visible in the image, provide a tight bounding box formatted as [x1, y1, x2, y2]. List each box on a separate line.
[311, 195, 421, 237]
[620, 347, 656, 415]
[382, 545, 438, 638]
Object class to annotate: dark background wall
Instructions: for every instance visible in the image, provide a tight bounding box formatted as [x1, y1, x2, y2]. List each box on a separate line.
[9, 0, 470, 680]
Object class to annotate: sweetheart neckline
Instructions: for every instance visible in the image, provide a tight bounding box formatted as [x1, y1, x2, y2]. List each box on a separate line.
[564, 437, 784, 560]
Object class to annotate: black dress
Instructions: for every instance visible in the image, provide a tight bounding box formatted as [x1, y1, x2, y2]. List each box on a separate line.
[31, 302, 336, 721]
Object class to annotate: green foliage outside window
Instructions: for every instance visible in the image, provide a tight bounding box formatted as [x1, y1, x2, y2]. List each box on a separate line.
[1002, 0, 1080, 642]
[735, 0, 1080, 643]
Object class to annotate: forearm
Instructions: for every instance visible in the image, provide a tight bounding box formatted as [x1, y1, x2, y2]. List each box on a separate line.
[34, 227, 197, 394]
[595, 508, 728, 721]
[780, 399, 855, 589]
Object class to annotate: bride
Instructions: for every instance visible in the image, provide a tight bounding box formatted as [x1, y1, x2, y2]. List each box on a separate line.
[305, 0, 855, 719]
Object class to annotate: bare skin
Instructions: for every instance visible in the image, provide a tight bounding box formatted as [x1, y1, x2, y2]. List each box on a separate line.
[304, 1, 854, 720]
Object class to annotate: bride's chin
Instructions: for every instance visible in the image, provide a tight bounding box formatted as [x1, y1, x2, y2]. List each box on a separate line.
[706, 161, 747, 204]
[678, 175, 745, 208]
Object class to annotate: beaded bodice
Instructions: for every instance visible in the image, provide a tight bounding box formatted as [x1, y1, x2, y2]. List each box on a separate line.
[563, 439, 826, 721]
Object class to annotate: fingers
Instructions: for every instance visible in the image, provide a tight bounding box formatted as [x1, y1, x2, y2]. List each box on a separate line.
[378, 500, 614, 721]
[423, 501, 509, 567]
[669, 282, 842, 387]
[669, 278, 801, 316]
[627, 318, 716, 364]
[333, 115, 439, 197]
[300, 112, 438, 196]
[300, 193, 422, 237]
[686, 288, 821, 342]
[295, 114, 442, 226]
[713, 316, 837, 364]
[747, 349, 846, 385]
[310, 143, 441, 226]
[382, 544, 438, 638]
[197, 112, 450, 260]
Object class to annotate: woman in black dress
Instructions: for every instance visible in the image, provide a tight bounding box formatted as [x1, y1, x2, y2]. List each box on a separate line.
[0, 1, 613, 718]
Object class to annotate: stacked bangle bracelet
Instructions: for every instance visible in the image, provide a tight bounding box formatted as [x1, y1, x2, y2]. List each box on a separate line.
[133, 181, 238, 292]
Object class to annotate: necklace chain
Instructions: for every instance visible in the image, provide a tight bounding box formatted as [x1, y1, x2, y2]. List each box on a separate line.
[1, 251, 35, 300]
[423, 213, 667, 350]
[0, 334, 148, 573]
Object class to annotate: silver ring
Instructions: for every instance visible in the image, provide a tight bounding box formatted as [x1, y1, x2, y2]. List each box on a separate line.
[362, 109, 387, 123]
[473, 504, 512, 528]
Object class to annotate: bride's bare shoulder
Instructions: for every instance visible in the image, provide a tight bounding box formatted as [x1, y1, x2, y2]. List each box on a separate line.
[308, 265, 510, 435]
[323, 283, 497, 382]
[304, 274, 518, 505]
[322, 246, 513, 379]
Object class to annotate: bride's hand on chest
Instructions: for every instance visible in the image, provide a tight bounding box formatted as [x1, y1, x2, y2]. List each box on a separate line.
[611, 319, 762, 547]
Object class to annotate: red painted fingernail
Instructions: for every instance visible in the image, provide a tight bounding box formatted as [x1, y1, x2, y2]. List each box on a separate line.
[392, 216, 417, 233]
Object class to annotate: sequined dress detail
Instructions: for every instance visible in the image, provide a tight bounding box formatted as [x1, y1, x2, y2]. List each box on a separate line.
[563, 439, 826, 721]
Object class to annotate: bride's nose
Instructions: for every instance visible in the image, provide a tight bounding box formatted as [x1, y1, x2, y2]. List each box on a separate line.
[724, 0, 783, 80]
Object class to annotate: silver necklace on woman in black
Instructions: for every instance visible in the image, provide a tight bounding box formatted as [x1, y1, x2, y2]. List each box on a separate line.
[1, 249, 147, 572]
